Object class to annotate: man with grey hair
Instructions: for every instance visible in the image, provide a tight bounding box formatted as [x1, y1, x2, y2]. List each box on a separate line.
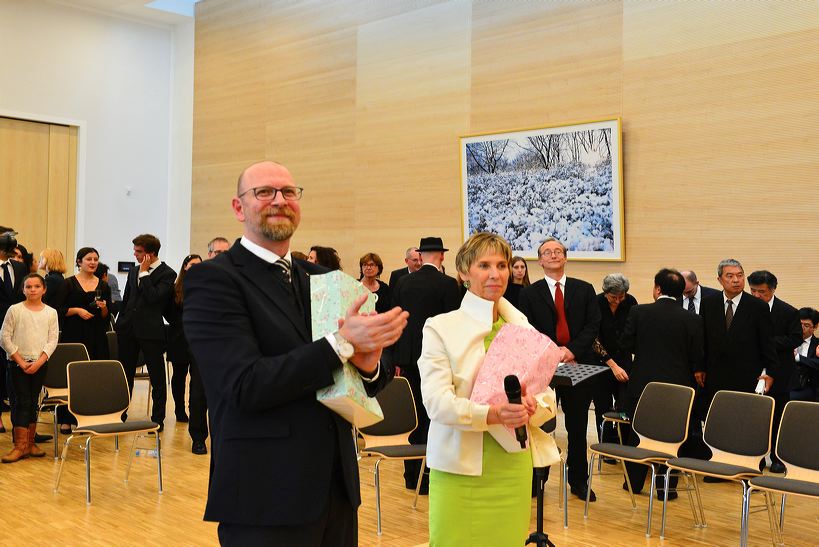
[519, 236, 602, 501]
[207, 237, 230, 259]
[388, 246, 422, 287]
[697, 258, 777, 404]
[679, 270, 720, 315]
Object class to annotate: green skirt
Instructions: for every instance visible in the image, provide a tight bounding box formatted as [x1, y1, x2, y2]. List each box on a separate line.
[429, 433, 532, 547]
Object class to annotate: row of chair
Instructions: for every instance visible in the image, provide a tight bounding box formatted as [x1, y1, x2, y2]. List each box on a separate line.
[584, 381, 819, 546]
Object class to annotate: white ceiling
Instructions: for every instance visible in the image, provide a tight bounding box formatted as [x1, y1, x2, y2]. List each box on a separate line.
[49, 0, 197, 26]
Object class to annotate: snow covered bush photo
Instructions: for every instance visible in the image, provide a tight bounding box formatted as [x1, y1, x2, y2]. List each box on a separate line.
[460, 119, 623, 260]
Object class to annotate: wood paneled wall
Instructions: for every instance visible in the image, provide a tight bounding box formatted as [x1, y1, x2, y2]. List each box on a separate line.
[192, 1, 819, 305]
[0, 117, 77, 265]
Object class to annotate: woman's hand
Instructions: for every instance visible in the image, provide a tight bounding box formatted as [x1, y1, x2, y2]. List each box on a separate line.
[70, 307, 94, 320]
[488, 402, 530, 428]
[609, 361, 629, 383]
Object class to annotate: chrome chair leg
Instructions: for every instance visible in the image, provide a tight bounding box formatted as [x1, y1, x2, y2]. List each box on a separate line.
[53, 434, 74, 493]
[53, 408, 60, 460]
[156, 432, 163, 494]
[762, 490, 782, 547]
[584, 453, 596, 518]
[562, 458, 569, 529]
[125, 434, 138, 483]
[740, 480, 751, 547]
[660, 467, 671, 539]
[412, 457, 424, 509]
[778, 494, 786, 533]
[646, 463, 657, 537]
[682, 472, 701, 527]
[374, 459, 383, 536]
[84, 436, 93, 505]
[114, 435, 119, 452]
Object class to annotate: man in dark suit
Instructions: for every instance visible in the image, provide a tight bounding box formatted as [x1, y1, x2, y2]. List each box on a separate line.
[679, 270, 720, 315]
[518, 236, 602, 501]
[0, 227, 26, 432]
[183, 161, 406, 546]
[391, 236, 460, 493]
[792, 307, 819, 402]
[116, 234, 177, 430]
[697, 259, 778, 422]
[387, 246, 421, 287]
[621, 268, 704, 497]
[748, 270, 802, 473]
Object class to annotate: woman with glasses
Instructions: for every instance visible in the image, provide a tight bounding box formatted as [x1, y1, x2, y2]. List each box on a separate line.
[167, 254, 202, 427]
[358, 252, 391, 314]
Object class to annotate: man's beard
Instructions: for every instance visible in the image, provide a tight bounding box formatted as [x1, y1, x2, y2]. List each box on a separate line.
[256, 206, 298, 241]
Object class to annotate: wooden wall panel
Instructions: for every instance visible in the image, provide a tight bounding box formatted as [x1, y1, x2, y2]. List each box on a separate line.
[193, 0, 819, 305]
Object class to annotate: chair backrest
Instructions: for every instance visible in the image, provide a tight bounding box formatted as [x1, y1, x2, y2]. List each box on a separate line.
[775, 400, 819, 482]
[43, 343, 90, 390]
[704, 390, 774, 469]
[67, 360, 131, 427]
[632, 382, 695, 455]
[106, 331, 118, 360]
[358, 376, 418, 449]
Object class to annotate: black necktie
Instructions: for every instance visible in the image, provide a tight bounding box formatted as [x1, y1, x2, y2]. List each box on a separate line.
[274, 258, 292, 284]
[2, 262, 12, 295]
[725, 300, 734, 330]
[687, 296, 695, 313]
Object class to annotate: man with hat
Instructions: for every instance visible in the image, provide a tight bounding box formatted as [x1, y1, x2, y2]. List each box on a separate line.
[391, 236, 461, 493]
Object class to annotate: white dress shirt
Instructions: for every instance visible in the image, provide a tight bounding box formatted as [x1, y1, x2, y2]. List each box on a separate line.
[543, 273, 568, 302]
[683, 285, 702, 314]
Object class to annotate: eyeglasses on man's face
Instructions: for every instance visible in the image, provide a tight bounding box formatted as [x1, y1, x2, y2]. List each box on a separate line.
[539, 249, 565, 257]
[238, 186, 304, 202]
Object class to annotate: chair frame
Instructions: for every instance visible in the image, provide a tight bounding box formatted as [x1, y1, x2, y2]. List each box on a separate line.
[358, 376, 425, 536]
[665, 390, 775, 547]
[53, 360, 162, 504]
[39, 343, 90, 459]
[585, 382, 696, 538]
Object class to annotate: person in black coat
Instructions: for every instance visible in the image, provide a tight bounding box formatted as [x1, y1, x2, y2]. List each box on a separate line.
[391, 236, 460, 493]
[358, 252, 391, 314]
[0, 228, 26, 430]
[38, 248, 67, 308]
[792, 307, 819, 402]
[115, 234, 177, 429]
[679, 270, 720, 315]
[518, 237, 602, 501]
[748, 270, 802, 473]
[166, 254, 202, 425]
[184, 161, 405, 546]
[387, 246, 421, 287]
[621, 269, 704, 496]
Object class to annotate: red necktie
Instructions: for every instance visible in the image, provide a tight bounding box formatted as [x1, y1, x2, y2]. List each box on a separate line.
[554, 282, 570, 346]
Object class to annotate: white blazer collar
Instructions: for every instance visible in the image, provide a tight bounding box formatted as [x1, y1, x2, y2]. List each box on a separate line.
[460, 289, 527, 329]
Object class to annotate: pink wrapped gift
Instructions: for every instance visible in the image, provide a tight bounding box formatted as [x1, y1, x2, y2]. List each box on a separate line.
[470, 323, 562, 451]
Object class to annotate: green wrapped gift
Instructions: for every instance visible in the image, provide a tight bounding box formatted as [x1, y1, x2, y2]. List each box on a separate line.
[311, 270, 384, 428]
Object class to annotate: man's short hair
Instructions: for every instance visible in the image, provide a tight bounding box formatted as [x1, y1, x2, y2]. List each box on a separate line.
[655, 268, 685, 298]
[405, 247, 418, 258]
[455, 232, 512, 277]
[208, 237, 230, 253]
[537, 236, 567, 257]
[717, 258, 743, 277]
[132, 234, 161, 255]
[748, 270, 778, 290]
[682, 270, 698, 283]
[799, 307, 819, 326]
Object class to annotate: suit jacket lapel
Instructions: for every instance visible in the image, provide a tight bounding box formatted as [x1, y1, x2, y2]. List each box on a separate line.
[539, 280, 556, 313]
[232, 246, 310, 342]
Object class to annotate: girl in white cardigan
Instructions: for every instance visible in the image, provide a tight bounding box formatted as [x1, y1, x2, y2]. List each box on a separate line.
[0, 273, 59, 463]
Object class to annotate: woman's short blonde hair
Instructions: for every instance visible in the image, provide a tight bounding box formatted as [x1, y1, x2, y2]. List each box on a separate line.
[455, 232, 512, 277]
[40, 248, 66, 274]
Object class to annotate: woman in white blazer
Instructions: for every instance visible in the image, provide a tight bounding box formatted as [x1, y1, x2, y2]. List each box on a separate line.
[419, 232, 558, 547]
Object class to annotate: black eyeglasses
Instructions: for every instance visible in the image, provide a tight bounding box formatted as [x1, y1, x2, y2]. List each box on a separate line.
[238, 186, 304, 202]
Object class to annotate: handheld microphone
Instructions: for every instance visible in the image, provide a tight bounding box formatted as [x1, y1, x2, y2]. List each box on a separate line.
[503, 374, 528, 449]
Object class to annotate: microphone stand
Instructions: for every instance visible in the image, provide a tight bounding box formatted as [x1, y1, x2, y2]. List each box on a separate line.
[526, 466, 555, 547]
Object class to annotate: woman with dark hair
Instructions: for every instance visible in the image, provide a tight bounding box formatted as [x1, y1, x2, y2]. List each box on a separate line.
[503, 256, 531, 309]
[56, 247, 111, 432]
[167, 254, 202, 425]
[307, 245, 342, 271]
[358, 252, 391, 314]
[13, 244, 36, 274]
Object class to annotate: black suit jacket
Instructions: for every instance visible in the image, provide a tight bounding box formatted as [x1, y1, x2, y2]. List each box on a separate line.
[183, 241, 392, 526]
[768, 297, 802, 395]
[621, 298, 703, 411]
[116, 262, 176, 341]
[391, 264, 460, 370]
[388, 267, 410, 288]
[698, 291, 778, 395]
[0, 259, 26, 320]
[518, 277, 600, 364]
[676, 284, 720, 314]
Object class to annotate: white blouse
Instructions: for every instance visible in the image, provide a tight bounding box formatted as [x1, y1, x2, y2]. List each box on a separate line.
[1, 302, 59, 361]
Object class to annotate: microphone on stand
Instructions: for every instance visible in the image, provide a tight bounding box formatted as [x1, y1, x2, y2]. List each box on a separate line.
[504, 374, 528, 449]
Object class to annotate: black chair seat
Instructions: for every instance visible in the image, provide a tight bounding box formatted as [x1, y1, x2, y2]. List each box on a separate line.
[668, 457, 760, 478]
[603, 410, 630, 422]
[750, 475, 819, 497]
[591, 442, 672, 462]
[361, 444, 426, 459]
[74, 421, 158, 435]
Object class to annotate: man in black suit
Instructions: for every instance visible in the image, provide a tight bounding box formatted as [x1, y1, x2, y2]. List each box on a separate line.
[621, 268, 704, 496]
[697, 259, 778, 401]
[748, 270, 802, 473]
[792, 307, 819, 402]
[387, 246, 421, 287]
[116, 234, 177, 430]
[183, 161, 406, 546]
[679, 270, 720, 315]
[0, 227, 26, 432]
[391, 236, 460, 493]
[518, 237, 602, 501]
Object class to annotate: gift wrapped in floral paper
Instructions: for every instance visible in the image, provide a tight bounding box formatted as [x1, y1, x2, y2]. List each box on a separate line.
[470, 323, 561, 463]
[311, 270, 384, 428]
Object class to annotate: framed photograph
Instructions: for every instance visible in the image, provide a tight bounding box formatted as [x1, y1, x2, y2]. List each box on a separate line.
[460, 118, 624, 261]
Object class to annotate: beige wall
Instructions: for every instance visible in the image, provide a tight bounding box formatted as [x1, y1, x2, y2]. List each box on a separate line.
[192, 0, 819, 305]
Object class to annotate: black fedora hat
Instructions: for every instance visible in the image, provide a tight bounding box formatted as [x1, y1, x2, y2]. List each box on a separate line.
[418, 236, 448, 252]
